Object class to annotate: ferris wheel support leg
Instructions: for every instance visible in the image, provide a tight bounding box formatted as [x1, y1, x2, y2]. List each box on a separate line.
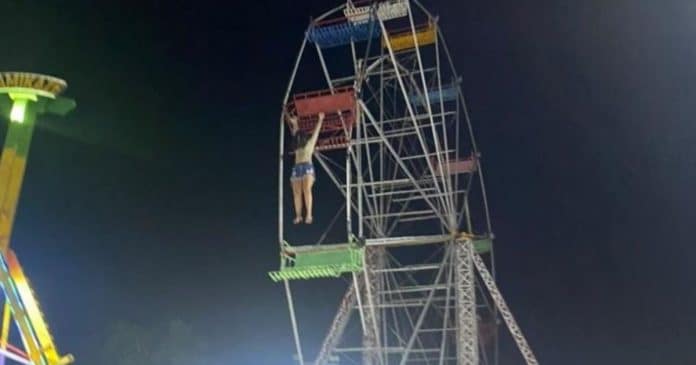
[439, 248, 455, 365]
[455, 241, 479, 365]
[314, 284, 357, 365]
[362, 247, 385, 365]
[470, 250, 539, 365]
[284, 281, 306, 365]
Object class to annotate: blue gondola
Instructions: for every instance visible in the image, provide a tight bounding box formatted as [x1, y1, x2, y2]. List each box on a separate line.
[410, 84, 460, 106]
[308, 18, 381, 48]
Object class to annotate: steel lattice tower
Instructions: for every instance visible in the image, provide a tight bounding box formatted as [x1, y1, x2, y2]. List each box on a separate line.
[270, 2, 539, 365]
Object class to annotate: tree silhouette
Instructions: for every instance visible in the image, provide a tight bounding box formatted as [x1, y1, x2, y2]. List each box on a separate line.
[101, 319, 205, 365]
[101, 321, 153, 365]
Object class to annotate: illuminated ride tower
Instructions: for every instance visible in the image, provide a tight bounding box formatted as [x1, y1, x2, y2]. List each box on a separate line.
[0, 72, 76, 365]
[270, 1, 539, 365]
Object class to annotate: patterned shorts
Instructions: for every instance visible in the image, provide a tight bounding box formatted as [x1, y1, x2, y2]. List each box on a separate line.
[291, 162, 315, 181]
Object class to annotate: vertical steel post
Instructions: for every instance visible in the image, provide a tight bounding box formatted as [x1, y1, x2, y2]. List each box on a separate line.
[456, 240, 478, 365]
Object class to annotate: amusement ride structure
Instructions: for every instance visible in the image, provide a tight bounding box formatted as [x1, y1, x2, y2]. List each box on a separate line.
[0, 72, 75, 365]
[269, 1, 539, 365]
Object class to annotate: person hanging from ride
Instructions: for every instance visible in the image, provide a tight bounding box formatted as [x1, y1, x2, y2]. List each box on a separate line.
[286, 111, 325, 224]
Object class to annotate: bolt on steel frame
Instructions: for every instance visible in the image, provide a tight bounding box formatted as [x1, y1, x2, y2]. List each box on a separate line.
[274, 2, 539, 365]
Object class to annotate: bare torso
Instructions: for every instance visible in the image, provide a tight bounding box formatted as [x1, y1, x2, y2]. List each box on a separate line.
[289, 113, 325, 165]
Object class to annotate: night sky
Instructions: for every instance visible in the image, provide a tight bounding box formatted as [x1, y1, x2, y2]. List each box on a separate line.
[0, 0, 695, 364]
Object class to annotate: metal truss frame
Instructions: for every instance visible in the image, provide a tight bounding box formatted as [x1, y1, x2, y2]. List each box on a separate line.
[276, 2, 539, 365]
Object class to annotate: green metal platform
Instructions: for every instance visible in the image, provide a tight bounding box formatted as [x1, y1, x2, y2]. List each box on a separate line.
[473, 238, 492, 254]
[269, 243, 364, 282]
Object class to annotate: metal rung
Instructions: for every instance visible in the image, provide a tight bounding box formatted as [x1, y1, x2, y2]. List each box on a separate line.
[364, 209, 435, 219]
[334, 347, 405, 354]
[334, 347, 442, 354]
[366, 234, 451, 247]
[343, 178, 436, 190]
[392, 190, 469, 203]
[371, 112, 457, 127]
[397, 214, 441, 223]
[401, 149, 456, 161]
[380, 122, 445, 137]
[358, 301, 450, 309]
[357, 298, 461, 310]
[372, 264, 440, 273]
[330, 66, 441, 84]
[378, 284, 449, 295]
[418, 328, 457, 333]
[370, 296, 453, 305]
[366, 187, 437, 198]
[381, 67, 440, 81]
[358, 297, 456, 309]
[405, 357, 458, 363]
[354, 129, 448, 145]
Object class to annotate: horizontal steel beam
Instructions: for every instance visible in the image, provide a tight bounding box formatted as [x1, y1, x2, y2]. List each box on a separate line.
[365, 111, 457, 126]
[372, 263, 442, 273]
[366, 187, 437, 198]
[365, 234, 451, 247]
[398, 215, 442, 223]
[364, 209, 435, 219]
[287, 243, 353, 253]
[392, 190, 467, 203]
[333, 347, 442, 354]
[401, 149, 456, 161]
[378, 284, 449, 295]
[341, 177, 437, 189]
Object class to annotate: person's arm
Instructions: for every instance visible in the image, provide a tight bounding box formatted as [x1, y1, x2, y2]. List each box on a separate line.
[306, 112, 325, 151]
[286, 111, 299, 135]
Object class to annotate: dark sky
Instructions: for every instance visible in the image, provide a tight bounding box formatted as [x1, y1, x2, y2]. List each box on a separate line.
[0, 0, 695, 364]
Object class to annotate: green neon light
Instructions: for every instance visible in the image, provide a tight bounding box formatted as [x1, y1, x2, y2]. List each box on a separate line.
[0, 87, 55, 99]
[9, 99, 27, 123]
[6, 93, 37, 124]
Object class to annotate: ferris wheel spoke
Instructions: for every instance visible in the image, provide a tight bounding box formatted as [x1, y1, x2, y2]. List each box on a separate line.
[361, 100, 450, 228]
[378, 22, 453, 224]
[433, 29, 458, 221]
[316, 153, 383, 237]
[358, 132, 386, 233]
[390, 61, 455, 216]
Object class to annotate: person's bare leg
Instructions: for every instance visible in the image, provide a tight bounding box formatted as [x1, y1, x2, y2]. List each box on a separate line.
[302, 175, 316, 224]
[291, 179, 303, 224]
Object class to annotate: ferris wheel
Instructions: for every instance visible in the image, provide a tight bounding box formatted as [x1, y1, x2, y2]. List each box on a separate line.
[270, 1, 540, 364]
